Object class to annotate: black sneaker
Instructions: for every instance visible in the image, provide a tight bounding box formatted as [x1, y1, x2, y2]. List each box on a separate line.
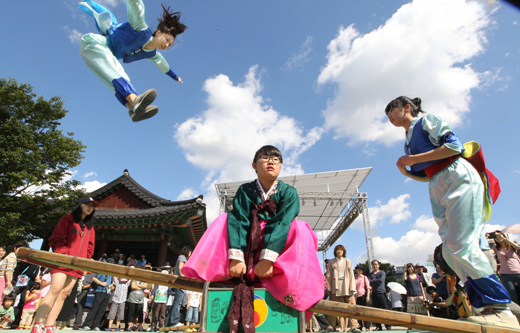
[130, 89, 157, 115]
[130, 105, 159, 122]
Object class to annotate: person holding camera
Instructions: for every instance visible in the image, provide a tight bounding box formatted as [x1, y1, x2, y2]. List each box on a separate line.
[425, 286, 463, 319]
[488, 230, 520, 304]
[403, 263, 428, 316]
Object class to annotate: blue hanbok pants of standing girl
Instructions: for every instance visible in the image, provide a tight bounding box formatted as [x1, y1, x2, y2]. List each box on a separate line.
[430, 158, 510, 308]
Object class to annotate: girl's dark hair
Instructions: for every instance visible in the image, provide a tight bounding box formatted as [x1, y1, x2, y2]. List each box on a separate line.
[253, 145, 283, 164]
[180, 245, 192, 257]
[29, 280, 41, 292]
[154, 4, 187, 39]
[71, 205, 95, 229]
[385, 96, 424, 117]
[0, 245, 6, 251]
[3, 294, 15, 302]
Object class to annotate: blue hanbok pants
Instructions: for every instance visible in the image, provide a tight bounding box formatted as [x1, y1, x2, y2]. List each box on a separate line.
[429, 158, 510, 308]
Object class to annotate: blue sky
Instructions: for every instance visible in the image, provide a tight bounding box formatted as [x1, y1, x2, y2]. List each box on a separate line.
[3, 0, 520, 267]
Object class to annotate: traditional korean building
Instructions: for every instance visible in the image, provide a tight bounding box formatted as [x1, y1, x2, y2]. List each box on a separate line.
[90, 169, 207, 267]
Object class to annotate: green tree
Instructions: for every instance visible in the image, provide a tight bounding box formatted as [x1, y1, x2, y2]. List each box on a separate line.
[358, 260, 399, 285]
[0, 78, 87, 245]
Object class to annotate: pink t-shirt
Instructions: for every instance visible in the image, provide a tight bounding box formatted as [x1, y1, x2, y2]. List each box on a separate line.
[493, 246, 520, 275]
[355, 275, 371, 297]
[23, 291, 41, 310]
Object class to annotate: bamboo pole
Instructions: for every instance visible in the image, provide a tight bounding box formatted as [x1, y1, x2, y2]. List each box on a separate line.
[16, 248, 520, 333]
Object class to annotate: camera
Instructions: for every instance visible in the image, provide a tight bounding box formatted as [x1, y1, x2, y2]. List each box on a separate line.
[487, 231, 498, 239]
[423, 300, 432, 307]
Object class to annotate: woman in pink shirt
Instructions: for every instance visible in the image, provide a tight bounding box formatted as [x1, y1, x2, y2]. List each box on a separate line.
[354, 266, 371, 331]
[490, 231, 520, 304]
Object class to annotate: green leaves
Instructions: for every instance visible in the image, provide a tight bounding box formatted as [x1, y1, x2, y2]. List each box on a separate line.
[0, 78, 87, 244]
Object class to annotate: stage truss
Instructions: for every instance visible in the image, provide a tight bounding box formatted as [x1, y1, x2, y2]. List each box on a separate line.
[215, 167, 375, 268]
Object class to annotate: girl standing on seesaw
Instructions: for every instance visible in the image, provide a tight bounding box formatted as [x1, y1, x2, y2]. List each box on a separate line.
[182, 145, 324, 333]
[386, 96, 517, 329]
[79, 0, 186, 122]
[29, 197, 97, 333]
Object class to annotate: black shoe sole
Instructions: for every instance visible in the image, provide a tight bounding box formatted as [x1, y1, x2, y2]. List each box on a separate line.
[131, 89, 157, 117]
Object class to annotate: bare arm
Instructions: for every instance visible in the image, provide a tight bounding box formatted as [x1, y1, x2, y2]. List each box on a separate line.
[178, 262, 186, 277]
[432, 274, 445, 285]
[25, 290, 37, 301]
[398, 166, 430, 183]
[399, 145, 459, 166]
[92, 277, 107, 287]
[40, 279, 51, 289]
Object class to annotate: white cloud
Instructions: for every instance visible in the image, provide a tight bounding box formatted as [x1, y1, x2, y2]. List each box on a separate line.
[64, 26, 83, 44]
[177, 187, 198, 200]
[356, 228, 442, 265]
[174, 65, 323, 221]
[83, 171, 98, 180]
[80, 180, 106, 193]
[413, 215, 438, 232]
[282, 36, 313, 70]
[352, 194, 411, 230]
[22, 170, 106, 195]
[317, 0, 491, 146]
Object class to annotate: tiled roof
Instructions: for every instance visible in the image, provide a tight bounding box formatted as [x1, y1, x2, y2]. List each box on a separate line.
[91, 170, 171, 207]
[94, 196, 204, 219]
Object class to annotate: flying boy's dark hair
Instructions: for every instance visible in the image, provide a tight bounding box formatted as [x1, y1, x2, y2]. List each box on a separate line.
[253, 145, 283, 164]
[155, 4, 187, 39]
[385, 96, 424, 117]
[71, 205, 95, 229]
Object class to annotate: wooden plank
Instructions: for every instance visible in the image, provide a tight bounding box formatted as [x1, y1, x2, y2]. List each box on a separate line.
[15, 248, 520, 333]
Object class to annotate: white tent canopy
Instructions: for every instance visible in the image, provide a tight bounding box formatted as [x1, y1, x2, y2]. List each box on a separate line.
[215, 167, 373, 254]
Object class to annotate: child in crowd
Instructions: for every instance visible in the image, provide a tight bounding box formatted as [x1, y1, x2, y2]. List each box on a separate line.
[183, 145, 324, 333]
[0, 295, 15, 329]
[19, 281, 41, 329]
[107, 278, 131, 331]
[79, 0, 187, 122]
[184, 291, 202, 331]
[386, 96, 516, 329]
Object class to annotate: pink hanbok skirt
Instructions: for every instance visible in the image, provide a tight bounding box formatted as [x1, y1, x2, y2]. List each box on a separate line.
[182, 213, 324, 315]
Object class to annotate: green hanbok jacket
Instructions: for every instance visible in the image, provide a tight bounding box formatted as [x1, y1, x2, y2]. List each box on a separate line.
[227, 180, 300, 263]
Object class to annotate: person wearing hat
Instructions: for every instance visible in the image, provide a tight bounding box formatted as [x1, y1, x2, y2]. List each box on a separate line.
[29, 197, 98, 333]
[415, 263, 433, 291]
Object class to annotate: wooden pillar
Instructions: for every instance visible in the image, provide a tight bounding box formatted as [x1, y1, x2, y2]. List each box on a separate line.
[97, 237, 109, 260]
[157, 236, 168, 267]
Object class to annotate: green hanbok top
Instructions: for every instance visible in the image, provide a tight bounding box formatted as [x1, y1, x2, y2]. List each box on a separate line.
[227, 180, 300, 263]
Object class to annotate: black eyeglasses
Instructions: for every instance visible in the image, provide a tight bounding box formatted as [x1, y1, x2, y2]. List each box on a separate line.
[256, 155, 281, 164]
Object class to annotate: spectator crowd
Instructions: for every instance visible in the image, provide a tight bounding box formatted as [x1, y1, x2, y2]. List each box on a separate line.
[2, 229, 520, 332]
[306, 235, 520, 332]
[0, 245, 200, 332]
